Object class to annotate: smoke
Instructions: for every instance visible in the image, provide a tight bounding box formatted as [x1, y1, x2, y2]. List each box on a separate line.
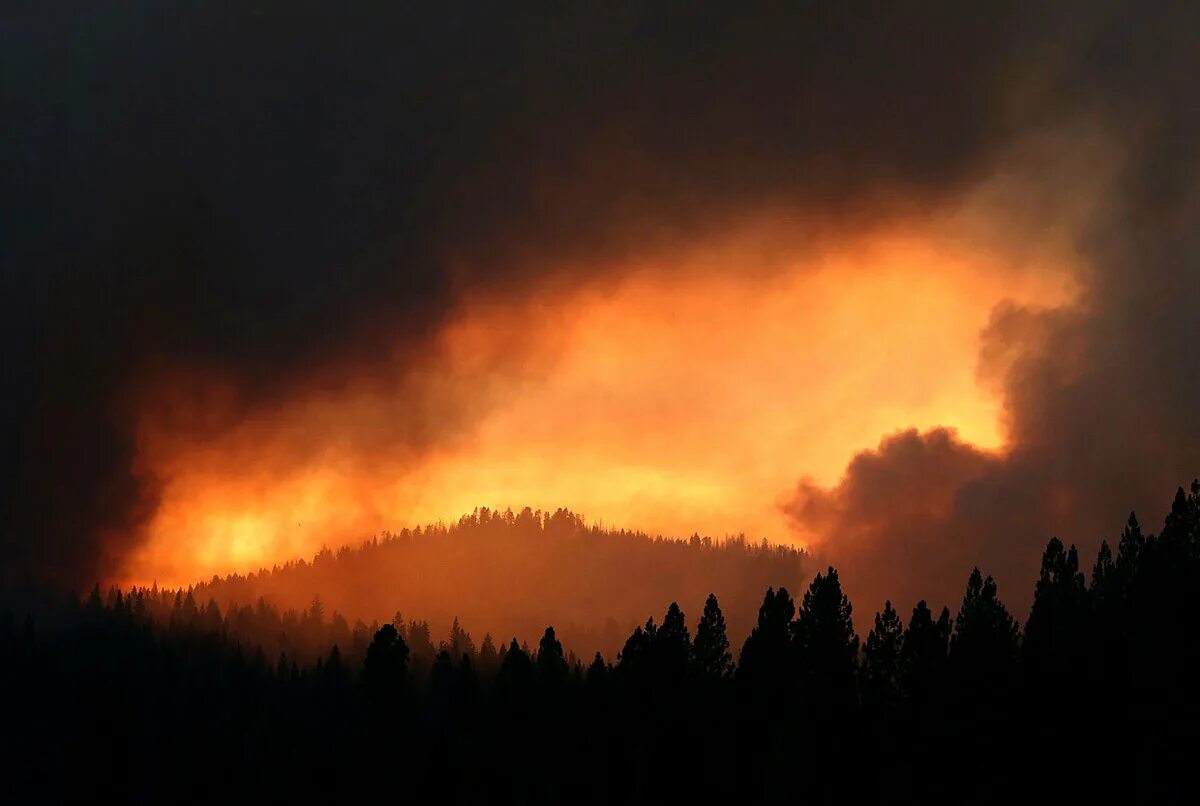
[785, 1, 1200, 615]
[3, 2, 1196, 595]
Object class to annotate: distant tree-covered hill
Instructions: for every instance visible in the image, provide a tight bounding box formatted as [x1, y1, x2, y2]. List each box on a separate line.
[188, 506, 807, 658]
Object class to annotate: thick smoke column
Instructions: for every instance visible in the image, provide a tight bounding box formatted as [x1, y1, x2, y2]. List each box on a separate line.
[786, 1, 1200, 613]
[2, 2, 1197, 596]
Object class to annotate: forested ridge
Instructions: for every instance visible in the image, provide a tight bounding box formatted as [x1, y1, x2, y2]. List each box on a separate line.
[188, 507, 809, 659]
[4, 483, 1200, 804]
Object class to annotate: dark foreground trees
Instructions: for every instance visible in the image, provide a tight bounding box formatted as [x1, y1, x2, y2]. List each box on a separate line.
[3, 482, 1200, 804]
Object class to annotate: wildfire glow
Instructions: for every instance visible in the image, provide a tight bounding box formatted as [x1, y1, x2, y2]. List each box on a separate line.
[120, 219, 1080, 587]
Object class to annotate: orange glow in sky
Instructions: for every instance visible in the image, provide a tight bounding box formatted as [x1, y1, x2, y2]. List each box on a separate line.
[120, 222, 1079, 587]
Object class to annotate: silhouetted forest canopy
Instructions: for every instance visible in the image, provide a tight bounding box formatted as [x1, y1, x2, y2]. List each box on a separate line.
[4, 484, 1200, 804]
[188, 507, 808, 659]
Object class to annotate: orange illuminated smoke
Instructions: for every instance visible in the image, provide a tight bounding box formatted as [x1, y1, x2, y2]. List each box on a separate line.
[119, 222, 1079, 588]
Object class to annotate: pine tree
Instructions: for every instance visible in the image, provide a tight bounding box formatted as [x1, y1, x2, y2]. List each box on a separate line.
[899, 600, 951, 702]
[478, 633, 499, 679]
[495, 639, 535, 707]
[737, 587, 795, 693]
[693, 593, 734, 681]
[1024, 537, 1087, 675]
[444, 616, 476, 661]
[617, 619, 656, 680]
[1162, 485, 1197, 546]
[653, 602, 691, 683]
[794, 567, 859, 711]
[1091, 540, 1114, 591]
[1115, 512, 1145, 575]
[202, 599, 222, 633]
[950, 568, 1018, 692]
[537, 626, 567, 688]
[861, 601, 902, 708]
[362, 623, 410, 695]
[406, 620, 436, 670]
[586, 652, 609, 687]
[307, 595, 325, 625]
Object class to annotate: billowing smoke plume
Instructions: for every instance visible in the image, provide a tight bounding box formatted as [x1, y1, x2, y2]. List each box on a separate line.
[786, 1, 1200, 614]
[3, 2, 1197, 597]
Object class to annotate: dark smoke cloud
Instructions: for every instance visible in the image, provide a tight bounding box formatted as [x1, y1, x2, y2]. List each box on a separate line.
[786, 1, 1200, 616]
[2, 2, 1195, 592]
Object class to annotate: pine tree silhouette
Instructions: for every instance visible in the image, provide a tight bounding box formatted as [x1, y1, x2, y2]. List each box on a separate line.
[478, 633, 500, 680]
[495, 638, 535, 709]
[1024, 537, 1087, 677]
[899, 600, 950, 703]
[616, 619, 656, 681]
[362, 623, 410, 705]
[950, 568, 1018, 694]
[586, 652, 609, 688]
[862, 600, 902, 709]
[536, 626, 568, 689]
[652, 602, 691, 683]
[693, 593, 734, 681]
[737, 587, 796, 699]
[794, 567, 859, 715]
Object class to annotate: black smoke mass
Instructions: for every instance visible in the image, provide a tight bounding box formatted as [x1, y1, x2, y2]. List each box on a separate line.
[2, 2, 1198, 591]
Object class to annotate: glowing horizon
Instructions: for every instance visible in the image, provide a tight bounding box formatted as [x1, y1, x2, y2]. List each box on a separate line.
[118, 222, 1080, 589]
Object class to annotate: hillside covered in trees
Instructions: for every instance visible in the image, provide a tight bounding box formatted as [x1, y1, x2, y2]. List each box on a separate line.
[4, 482, 1200, 803]
[185, 507, 808, 658]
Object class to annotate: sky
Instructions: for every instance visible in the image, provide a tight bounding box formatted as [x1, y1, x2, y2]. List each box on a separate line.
[3, 1, 1198, 614]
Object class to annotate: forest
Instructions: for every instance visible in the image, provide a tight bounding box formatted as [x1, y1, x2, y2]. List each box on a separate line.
[187, 507, 809, 660]
[3, 482, 1199, 804]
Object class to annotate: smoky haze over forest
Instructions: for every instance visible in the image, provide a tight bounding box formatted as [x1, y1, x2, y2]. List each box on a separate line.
[189, 508, 809, 661]
[3, 1, 1199, 617]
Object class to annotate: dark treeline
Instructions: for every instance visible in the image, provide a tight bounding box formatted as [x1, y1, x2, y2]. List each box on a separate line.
[4, 483, 1200, 804]
[189, 506, 808, 659]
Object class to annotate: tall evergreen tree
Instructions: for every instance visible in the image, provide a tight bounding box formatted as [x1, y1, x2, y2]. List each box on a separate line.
[444, 616, 476, 661]
[949, 568, 1019, 692]
[737, 587, 796, 693]
[362, 623, 410, 694]
[1024, 537, 1087, 675]
[1162, 484, 1199, 547]
[652, 602, 691, 683]
[693, 593, 734, 681]
[495, 639, 535, 708]
[617, 619, 656, 680]
[794, 567, 859, 711]
[899, 600, 951, 702]
[861, 601, 902, 708]
[406, 620, 436, 671]
[477, 633, 499, 679]
[306, 595, 325, 625]
[1115, 511, 1145, 578]
[1091, 540, 1114, 592]
[536, 626, 568, 689]
[586, 652, 609, 688]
